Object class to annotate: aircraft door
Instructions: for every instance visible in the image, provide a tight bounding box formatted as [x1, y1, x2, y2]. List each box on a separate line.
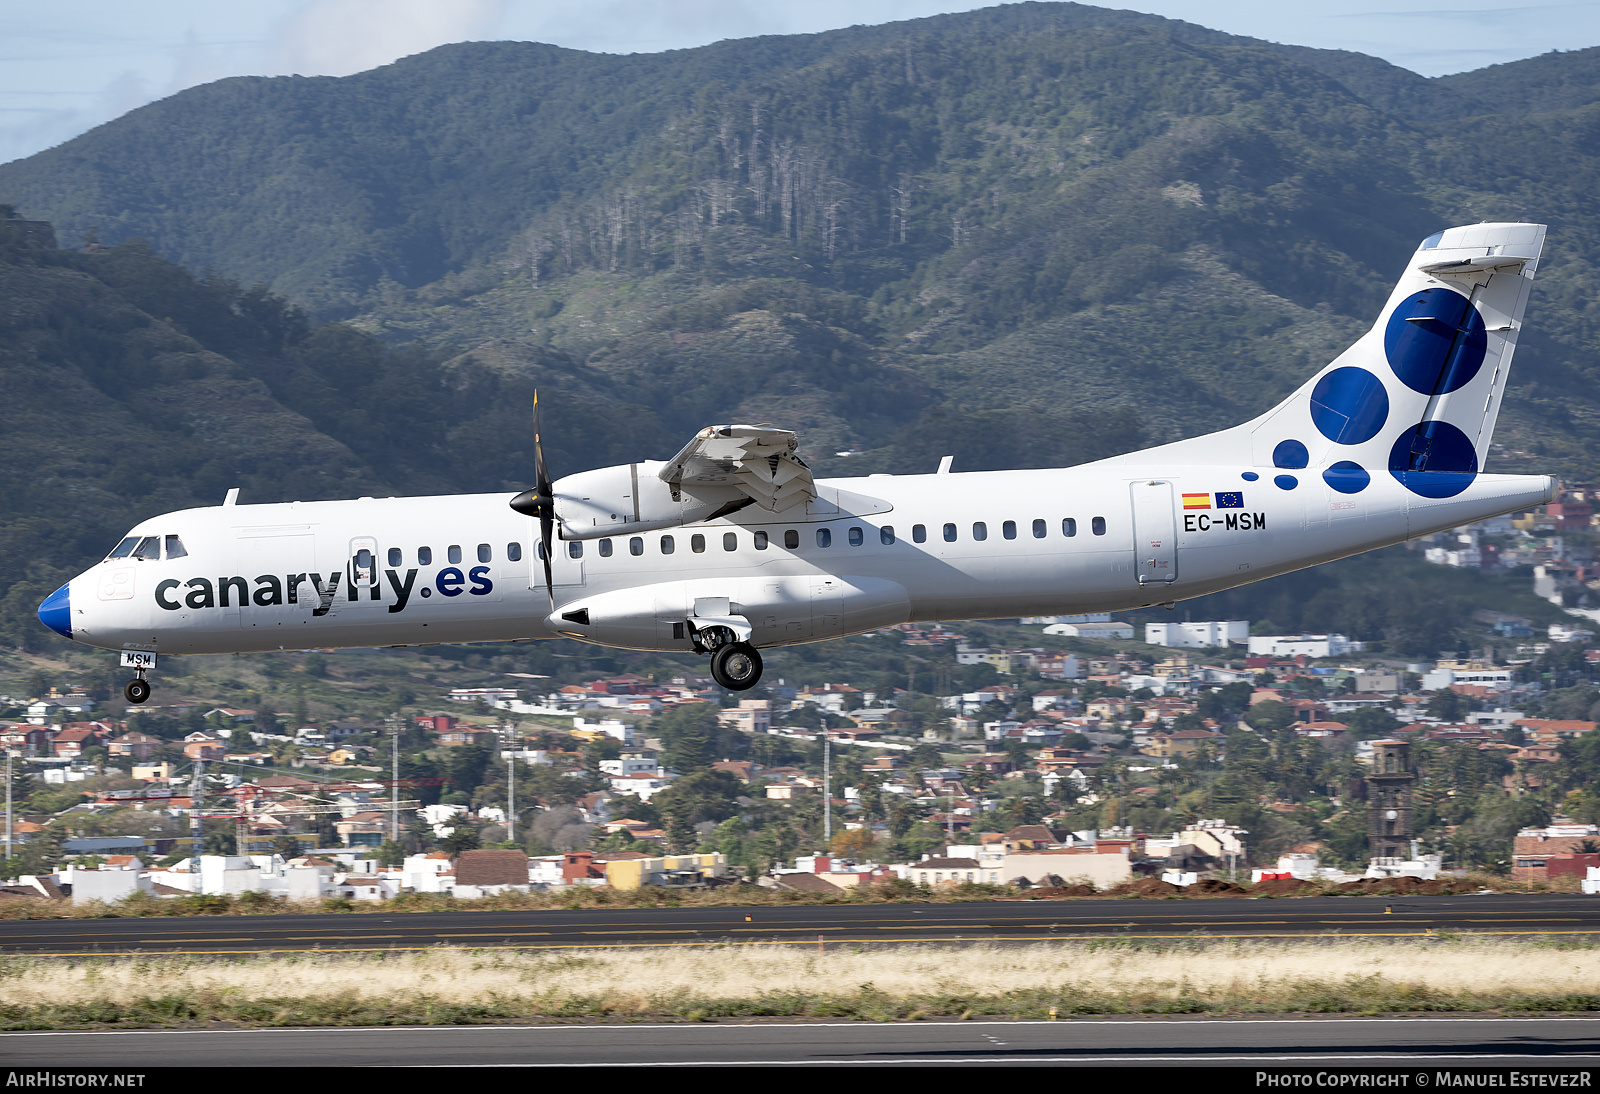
[1131, 480, 1178, 586]
[236, 530, 317, 632]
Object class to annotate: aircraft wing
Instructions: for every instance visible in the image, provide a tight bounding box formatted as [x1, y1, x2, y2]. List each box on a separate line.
[658, 425, 817, 512]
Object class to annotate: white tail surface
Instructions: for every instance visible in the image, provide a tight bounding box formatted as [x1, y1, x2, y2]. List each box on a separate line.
[1124, 222, 1545, 501]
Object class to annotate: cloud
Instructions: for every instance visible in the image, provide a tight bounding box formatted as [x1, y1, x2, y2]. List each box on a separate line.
[267, 0, 510, 76]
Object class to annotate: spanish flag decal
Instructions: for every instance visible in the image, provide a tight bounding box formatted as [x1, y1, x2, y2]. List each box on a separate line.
[1181, 493, 1211, 510]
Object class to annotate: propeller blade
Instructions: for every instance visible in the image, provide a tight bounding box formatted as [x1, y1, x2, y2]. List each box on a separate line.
[508, 390, 558, 608]
[533, 390, 555, 608]
[541, 510, 555, 608]
[533, 389, 552, 499]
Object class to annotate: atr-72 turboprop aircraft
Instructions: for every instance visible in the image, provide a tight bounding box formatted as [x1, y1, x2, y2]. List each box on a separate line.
[39, 222, 1557, 702]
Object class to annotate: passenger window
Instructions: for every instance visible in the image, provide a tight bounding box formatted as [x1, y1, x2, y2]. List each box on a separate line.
[537, 541, 547, 561]
[355, 548, 374, 571]
[913, 525, 927, 543]
[691, 534, 706, 554]
[568, 541, 583, 559]
[1032, 519, 1046, 539]
[848, 527, 864, 547]
[388, 548, 402, 567]
[973, 522, 987, 541]
[1003, 521, 1016, 540]
[477, 544, 492, 563]
[448, 545, 462, 565]
[165, 535, 188, 559]
[943, 523, 957, 542]
[418, 546, 433, 565]
[661, 535, 675, 555]
[784, 530, 799, 550]
[599, 539, 613, 558]
[723, 532, 737, 552]
[817, 528, 832, 548]
[754, 531, 769, 550]
[1092, 516, 1107, 536]
[507, 542, 522, 562]
[108, 536, 140, 559]
[1063, 518, 1077, 538]
[133, 537, 161, 560]
[881, 526, 896, 545]
[629, 537, 644, 556]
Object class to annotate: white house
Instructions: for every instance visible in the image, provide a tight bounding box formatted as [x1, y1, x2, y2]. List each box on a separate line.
[1042, 622, 1134, 639]
[1246, 633, 1363, 658]
[1144, 621, 1248, 649]
[605, 771, 675, 801]
[403, 851, 456, 893]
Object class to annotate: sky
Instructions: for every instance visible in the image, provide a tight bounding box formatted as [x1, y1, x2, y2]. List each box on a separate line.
[2, 0, 1598, 166]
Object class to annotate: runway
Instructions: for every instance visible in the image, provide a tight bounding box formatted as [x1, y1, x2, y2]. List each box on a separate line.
[3, 892, 1599, 955]
[5, 1017, 1600, 1066]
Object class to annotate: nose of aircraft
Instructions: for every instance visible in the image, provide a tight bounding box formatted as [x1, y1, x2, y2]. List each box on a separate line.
[38, 582, 71, 639]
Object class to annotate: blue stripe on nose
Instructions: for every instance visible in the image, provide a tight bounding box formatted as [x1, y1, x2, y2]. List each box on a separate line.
[38, 583, 71, 639]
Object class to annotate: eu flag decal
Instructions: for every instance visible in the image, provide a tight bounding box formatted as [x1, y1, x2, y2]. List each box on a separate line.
[1215, 492, 1245, 509]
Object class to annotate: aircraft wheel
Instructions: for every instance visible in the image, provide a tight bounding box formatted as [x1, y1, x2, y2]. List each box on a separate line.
[710, 643, 763, 691]
[124, 678, 151, 704]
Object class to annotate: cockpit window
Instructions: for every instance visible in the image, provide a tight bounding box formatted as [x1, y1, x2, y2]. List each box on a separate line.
[108, 537, 140, 559]
[165, 535, 188, 559]
[133, 537, 161, 560]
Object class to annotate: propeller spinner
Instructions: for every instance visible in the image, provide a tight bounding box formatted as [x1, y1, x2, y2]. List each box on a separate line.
[508, 391, 557, 606]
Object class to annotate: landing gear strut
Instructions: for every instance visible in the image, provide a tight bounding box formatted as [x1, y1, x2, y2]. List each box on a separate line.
[710, 642, 763, 691]
[119, 650, 156, 705]
[686, 619, 764, 691]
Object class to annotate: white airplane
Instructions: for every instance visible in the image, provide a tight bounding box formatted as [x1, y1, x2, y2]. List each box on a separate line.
[39, 222, 1556, 703]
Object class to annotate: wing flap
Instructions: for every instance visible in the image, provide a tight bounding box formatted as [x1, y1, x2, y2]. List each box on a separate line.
[660, 425, 817, 513]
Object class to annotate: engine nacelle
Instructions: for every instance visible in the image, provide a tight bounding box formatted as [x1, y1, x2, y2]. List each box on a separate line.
[546, 575, 910, 652]
[553, 460, 747, 540]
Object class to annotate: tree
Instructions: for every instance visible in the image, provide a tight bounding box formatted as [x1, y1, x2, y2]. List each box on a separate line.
[1244, 700, 1294, 734]
[440, 826, 482, 856]
[650, 769, 743, 826]
[830, 827, 875, 861]
[651, 703, 724, 774]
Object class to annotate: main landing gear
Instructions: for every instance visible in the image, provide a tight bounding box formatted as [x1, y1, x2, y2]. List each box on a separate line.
[688, 622, 764, 691]
[710, 643, 763, 691]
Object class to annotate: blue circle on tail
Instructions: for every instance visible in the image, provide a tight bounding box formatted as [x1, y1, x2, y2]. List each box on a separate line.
[1310, 367, 1389, 445]
[1388, 420, 1478, 498]
[1385, 288, 1487, 395]
[1273, 440, 1308, 468]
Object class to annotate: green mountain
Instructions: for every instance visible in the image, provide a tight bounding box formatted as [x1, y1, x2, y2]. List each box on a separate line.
[3, 2, 1600, 653]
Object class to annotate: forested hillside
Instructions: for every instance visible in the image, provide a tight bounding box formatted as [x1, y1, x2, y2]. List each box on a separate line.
[3, 2, 1600, 652]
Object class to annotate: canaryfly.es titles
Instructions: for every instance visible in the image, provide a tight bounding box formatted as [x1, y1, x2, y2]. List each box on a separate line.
[153, 566, 492, 616]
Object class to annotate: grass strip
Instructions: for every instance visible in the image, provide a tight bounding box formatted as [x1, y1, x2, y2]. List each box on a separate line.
[5, 936, 1600, 1029]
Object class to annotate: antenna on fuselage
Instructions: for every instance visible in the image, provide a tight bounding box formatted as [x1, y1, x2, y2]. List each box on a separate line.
[508, 390, 557, 608]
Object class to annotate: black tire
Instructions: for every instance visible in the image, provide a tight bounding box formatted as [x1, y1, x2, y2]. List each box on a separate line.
[710, 643, 763, 691]
[124, 678, 151, 704]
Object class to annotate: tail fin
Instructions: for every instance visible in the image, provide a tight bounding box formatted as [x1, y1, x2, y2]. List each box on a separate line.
[1131, 223, 1545, 500]
[1245, 222, 1545, 497]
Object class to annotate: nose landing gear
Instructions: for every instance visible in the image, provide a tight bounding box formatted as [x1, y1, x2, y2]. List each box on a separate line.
[119, 650, 156, 705]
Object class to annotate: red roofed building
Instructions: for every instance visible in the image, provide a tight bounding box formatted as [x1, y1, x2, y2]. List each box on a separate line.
[51, 725, 106, 758]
